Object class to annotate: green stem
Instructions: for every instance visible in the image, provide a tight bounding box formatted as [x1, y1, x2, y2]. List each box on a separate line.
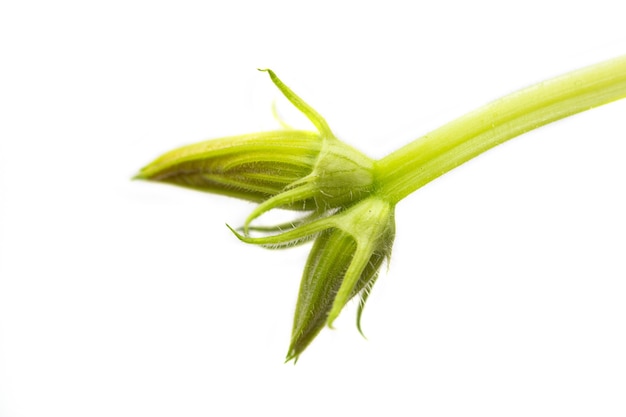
[375, 55, 626, 204]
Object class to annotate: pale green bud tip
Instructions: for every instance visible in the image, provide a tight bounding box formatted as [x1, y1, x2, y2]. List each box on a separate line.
[134, 130, 322, 207]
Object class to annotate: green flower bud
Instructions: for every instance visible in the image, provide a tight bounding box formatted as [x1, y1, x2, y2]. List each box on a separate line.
[230, 197, 396, 362]
[138, 69, 393, 362]
[135, 70, 374, 230]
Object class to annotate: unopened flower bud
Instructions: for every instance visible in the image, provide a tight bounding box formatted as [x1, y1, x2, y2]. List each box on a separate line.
[230, 197, 396, 362]
[136, 70, 375, 231]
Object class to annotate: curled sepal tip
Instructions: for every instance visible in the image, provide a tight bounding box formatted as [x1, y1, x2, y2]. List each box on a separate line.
[258, 68, 332, 137]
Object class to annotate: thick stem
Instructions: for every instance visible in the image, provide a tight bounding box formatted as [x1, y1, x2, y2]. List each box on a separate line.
[375, 55, 626, 204]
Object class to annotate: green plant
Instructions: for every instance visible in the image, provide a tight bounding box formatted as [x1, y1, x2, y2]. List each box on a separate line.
[136, 56, 626, 362]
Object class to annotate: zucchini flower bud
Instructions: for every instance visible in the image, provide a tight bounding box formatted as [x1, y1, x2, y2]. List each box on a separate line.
[135, 70, 374, 230]
[137, 69, 392, 361]
[230, 197, 396, 362]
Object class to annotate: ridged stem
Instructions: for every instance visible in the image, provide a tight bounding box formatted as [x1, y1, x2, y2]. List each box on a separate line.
[375, 55, 626, 204]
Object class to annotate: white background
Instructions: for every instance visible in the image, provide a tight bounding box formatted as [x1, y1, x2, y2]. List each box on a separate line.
[1, 1, 625, 416]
